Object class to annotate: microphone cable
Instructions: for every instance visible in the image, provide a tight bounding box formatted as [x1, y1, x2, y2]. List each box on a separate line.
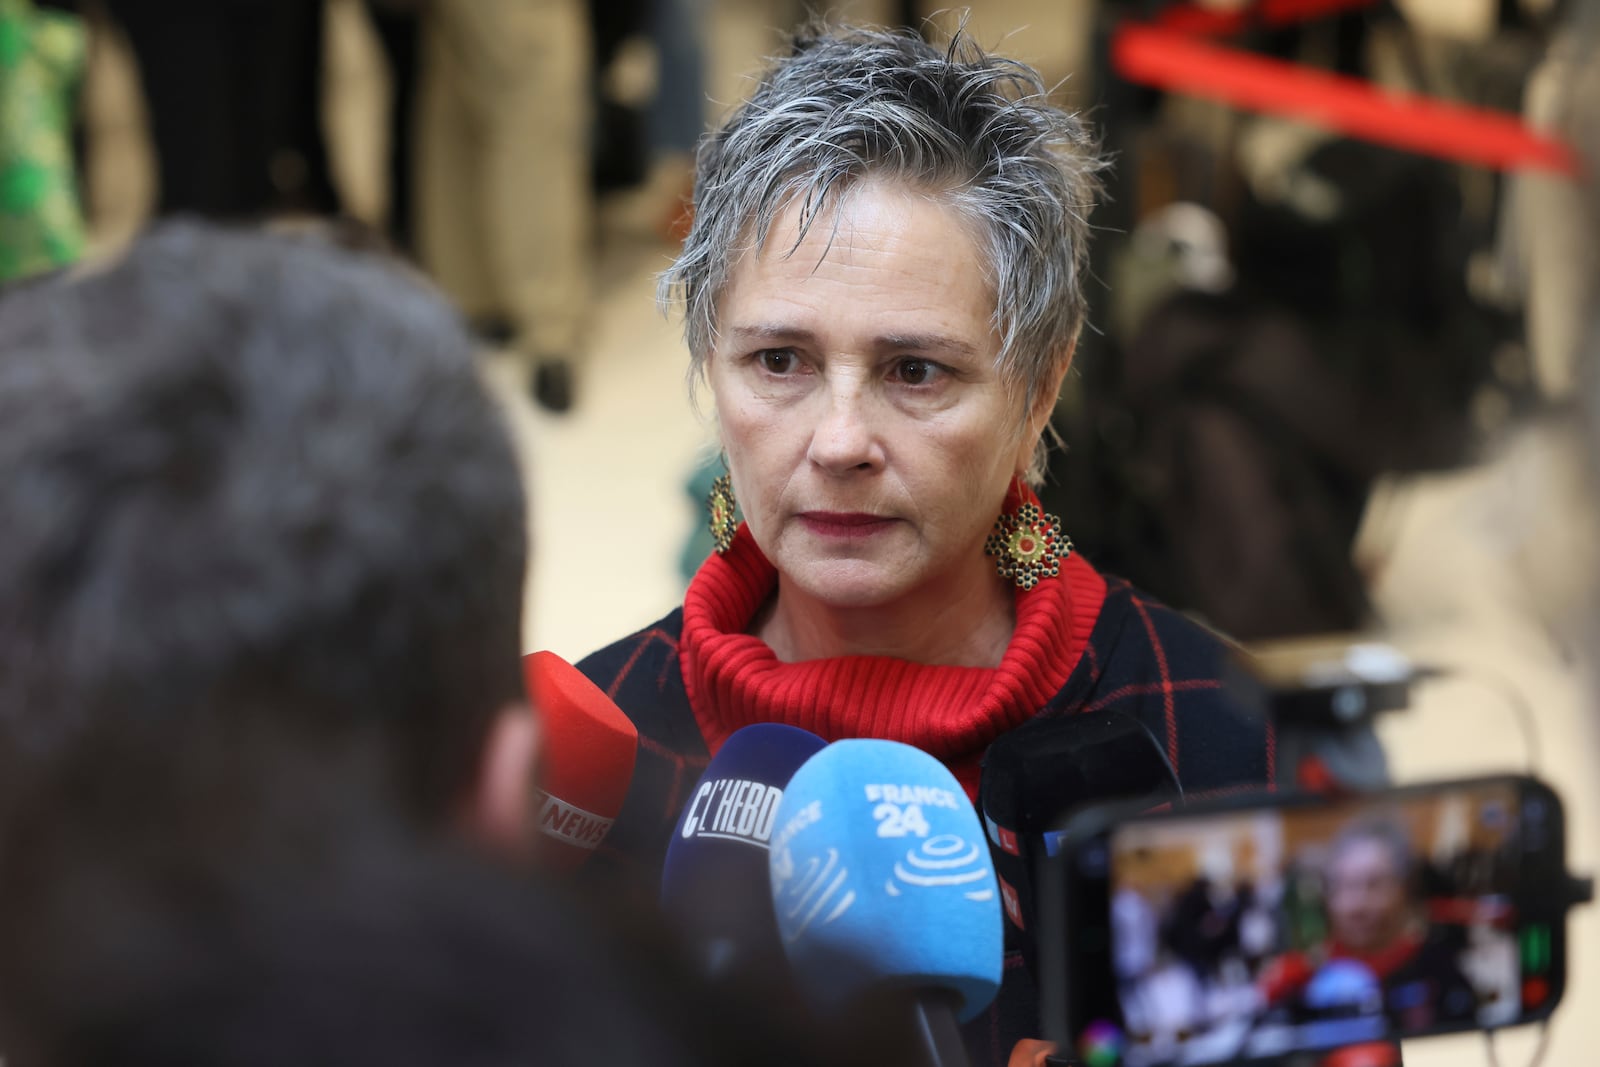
[1485, 1021, 1552, 1067]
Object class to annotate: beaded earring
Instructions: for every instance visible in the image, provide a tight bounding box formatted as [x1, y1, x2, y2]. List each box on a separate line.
[985, 491, 1071, 590]
[707, 470, 739, 555]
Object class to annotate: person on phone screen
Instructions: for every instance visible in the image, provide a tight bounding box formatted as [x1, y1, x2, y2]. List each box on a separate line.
[1262, 820, 1479, 1031]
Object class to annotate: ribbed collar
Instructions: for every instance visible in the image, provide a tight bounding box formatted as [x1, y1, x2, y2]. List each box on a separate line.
[677, 485, 1106, 797]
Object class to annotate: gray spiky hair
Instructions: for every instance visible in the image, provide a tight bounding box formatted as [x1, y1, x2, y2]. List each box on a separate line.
[660, 22, 1104, 484]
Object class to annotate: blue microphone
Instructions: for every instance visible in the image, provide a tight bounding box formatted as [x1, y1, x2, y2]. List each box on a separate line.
[661, 723, 828, 979]
[769, 739, 1002, 1066]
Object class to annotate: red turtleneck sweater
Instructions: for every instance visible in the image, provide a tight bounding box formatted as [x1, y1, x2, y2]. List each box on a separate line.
[677, 516, 1106, 799]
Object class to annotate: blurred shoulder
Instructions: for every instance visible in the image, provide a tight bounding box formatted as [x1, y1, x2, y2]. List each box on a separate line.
[575, 610, 695, 745]
[574, 612, 707, 886]
[1093, 574, 1244, 677]
[1061, 570, 1271, 794]
[577, 610, 683, 686]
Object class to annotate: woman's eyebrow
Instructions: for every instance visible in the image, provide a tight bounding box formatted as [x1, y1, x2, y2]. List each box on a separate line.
[876, 332, 978, 357]
[724, 323, 818, 347]
[725, 323, 978, 357]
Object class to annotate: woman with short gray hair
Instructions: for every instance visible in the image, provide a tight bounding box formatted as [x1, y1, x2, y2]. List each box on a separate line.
[576, 23, 1273, 1063]
[667, 26, 1101, 485]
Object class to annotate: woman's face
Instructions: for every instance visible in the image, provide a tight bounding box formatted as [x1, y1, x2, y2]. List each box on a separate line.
[708, 182, 1046, 611]
[1326, 838, 1410, 953]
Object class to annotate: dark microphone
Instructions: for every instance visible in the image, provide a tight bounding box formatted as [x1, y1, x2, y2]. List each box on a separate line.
[522, 651, 639, 871]
[978, 709, 1181, 961]
[660, 723, 827, 978]
[770, 739, 1003, 1067]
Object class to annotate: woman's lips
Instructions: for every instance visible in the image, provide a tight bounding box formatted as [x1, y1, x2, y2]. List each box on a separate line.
[796, 511, 897, 538]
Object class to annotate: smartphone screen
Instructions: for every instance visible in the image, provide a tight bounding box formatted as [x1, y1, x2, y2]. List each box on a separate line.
[1053, 777, 1565, 1067]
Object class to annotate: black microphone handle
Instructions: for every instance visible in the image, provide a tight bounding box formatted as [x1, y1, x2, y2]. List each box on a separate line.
[909, 991, 970, 1067]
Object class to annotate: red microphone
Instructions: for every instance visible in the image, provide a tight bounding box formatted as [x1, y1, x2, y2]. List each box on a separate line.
[522, 651, 639, 871]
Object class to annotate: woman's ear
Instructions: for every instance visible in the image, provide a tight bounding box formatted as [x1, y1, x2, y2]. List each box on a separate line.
[466, 704, 541, 854]
[1032, 346, 1075, 434]
[1014, 347, 1075, 474]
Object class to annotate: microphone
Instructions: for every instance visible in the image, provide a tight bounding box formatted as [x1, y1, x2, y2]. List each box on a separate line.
[661, 723, 827, 978]
[521, 651, 639, 871]
[1300, 959, 1387, 1049]
[979, 708, 1180, 954]
[769, 739, 1003, 1066]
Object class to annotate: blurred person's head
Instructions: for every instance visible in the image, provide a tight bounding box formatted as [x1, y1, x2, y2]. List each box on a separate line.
[1324, 820, 1418, 954]
[0, 765, 685, 1067]
[0, 220, 532, 831]
[0, 732, 915, 1067]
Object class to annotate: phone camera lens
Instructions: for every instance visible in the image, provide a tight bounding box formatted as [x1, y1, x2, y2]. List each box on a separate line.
[1331, 685, 1367, 722]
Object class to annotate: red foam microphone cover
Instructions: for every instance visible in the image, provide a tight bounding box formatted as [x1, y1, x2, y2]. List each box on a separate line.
[523, 651, 639, 871]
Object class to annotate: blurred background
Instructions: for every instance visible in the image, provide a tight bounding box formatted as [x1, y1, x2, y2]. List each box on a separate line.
[5, 0, 1597, 1062]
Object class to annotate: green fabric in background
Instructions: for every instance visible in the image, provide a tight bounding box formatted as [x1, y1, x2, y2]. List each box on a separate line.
[0, 0, 86, 283]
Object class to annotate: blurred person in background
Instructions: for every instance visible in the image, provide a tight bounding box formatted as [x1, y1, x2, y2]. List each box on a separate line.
[1349, 9, 1600, 1061]
[362, 0, 426, 253]
[415, 0, 592, 414]
[646, 0, 707, 170]
[0, 220, 538, 843]
[575, 24, 1274, 1066]
[588, 0, 707, 198]
[92, 0, 341, 219]
[0, 0, 87, 283]
[589, 0, 653, 194]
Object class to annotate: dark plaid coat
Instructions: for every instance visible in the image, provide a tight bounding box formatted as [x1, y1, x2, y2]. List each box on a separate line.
[577, 574, 1275, 1066]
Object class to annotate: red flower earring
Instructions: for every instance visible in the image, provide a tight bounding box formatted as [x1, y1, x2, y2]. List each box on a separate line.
[985, 493, 1070, 590]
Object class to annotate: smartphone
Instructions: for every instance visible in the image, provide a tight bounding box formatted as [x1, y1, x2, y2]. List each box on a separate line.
[1037, 776, 1571, 1067]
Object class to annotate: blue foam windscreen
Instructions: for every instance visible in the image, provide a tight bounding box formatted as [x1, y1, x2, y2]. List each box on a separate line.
[661, 723, 828, 976]
[768, 739, 1003, 1022]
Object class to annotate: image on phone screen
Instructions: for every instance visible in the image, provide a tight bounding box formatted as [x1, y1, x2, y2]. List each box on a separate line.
[1089, 780, 1552, 1066]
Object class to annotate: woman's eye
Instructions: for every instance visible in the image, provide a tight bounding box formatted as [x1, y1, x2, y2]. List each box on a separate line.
[893, 358, 938, 385]
[757, 349, 798, 374]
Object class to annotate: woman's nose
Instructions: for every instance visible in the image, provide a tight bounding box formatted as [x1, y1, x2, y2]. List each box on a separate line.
[806, 385, 883, 475]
